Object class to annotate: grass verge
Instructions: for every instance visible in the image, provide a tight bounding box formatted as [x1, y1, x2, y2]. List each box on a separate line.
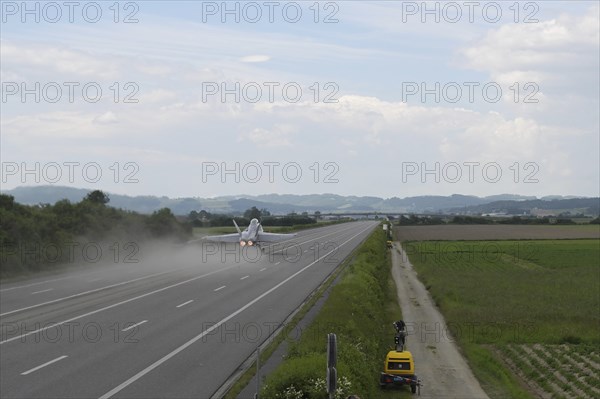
[252, 228, 408, 398]
[222, 242, 354, 399]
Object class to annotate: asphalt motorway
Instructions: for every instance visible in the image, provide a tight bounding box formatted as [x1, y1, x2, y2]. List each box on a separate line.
[0, 221, 377, 398]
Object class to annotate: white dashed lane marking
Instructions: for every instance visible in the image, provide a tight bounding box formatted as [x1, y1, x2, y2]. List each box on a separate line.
[176, 300, 193, 308]
[122, 320, 148, 332]
[31, 289, 54, 295]
[21, 356, 68, 376]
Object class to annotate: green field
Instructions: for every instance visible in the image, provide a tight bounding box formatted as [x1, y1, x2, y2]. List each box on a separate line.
[405, 239, 600, 398]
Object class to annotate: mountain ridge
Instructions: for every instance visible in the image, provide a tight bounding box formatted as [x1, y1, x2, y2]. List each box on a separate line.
[2, 186, 596, 216]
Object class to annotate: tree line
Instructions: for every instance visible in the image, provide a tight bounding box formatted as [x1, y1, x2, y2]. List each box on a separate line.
[187, 206, 317, 227]
[0, 196, 320, 278]
[0, 191, 190, 278]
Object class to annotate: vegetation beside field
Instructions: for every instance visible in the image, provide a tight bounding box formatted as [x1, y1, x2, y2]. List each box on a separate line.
[0, 192, 190, 278]
[1, 194, 340, 279]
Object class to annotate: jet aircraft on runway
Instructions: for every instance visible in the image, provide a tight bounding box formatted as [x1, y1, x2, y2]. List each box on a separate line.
[203, 218, 296, 248]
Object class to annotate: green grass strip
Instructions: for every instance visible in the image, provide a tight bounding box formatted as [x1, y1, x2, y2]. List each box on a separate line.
[257, 228, 409, 398]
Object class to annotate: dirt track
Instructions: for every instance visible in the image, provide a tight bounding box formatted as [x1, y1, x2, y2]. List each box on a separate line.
[391, 244, 489, 399]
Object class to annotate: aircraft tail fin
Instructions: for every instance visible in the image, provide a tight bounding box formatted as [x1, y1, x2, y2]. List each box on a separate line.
[233, 219, 242, 235]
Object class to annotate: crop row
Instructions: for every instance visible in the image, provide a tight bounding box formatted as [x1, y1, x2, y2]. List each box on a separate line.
[499, 344, 600, 398]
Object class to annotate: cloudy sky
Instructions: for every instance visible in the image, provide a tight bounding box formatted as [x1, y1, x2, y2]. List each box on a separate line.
[1, 1, 598, 199]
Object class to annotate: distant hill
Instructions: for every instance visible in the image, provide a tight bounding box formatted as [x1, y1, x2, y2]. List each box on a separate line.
[454, 198, 600, 216]
[2, 186, 596, 216]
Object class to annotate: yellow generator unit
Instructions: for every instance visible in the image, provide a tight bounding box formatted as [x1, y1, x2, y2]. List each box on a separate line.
[380, 350, 421, 394]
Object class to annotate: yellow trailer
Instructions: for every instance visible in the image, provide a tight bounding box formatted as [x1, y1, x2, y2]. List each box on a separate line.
[379, 350, 421, 394]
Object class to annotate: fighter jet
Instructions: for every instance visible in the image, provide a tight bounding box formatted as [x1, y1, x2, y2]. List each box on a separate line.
[203, 218, 296, 248]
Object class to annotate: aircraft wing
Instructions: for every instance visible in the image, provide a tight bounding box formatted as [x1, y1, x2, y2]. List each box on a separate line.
[202, 233, 241, 243]
[257, 232, 296, 242]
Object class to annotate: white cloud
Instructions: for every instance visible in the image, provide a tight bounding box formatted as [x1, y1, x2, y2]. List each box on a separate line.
[1, 41, 121, 80]
[459, 5, 599, 126]
[238, 125, 294, 147]
[93, 111, 119, 124]
[240, 55, 271, 63]
[461, 6, 599, 80]
[1, 5, 597, 198]
[140, 89, 178, 104]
